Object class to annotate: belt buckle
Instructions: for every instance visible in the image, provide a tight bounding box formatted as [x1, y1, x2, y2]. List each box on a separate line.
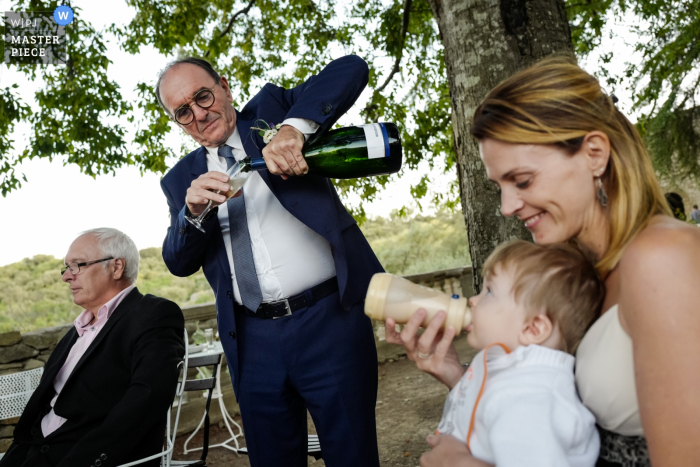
[271, 298, 292, 319]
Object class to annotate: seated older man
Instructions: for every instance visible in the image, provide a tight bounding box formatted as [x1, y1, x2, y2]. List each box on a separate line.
[0, 228, 185, 467]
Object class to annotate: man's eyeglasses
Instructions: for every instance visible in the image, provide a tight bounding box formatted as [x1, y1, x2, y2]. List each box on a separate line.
[61, 257, 114, 276]
[172, 86, 216, 125]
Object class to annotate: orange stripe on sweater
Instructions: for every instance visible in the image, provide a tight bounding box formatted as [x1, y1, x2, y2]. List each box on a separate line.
[466, 343, 511, 452]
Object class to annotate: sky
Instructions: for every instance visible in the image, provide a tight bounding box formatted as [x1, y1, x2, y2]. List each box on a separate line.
[0, 1, 637, 266]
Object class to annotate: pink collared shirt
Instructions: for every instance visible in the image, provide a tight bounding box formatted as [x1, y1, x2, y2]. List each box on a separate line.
[40, 285, 135, 437]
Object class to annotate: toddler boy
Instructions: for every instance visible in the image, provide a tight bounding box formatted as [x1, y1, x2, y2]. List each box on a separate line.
[437, 240, 604, 467]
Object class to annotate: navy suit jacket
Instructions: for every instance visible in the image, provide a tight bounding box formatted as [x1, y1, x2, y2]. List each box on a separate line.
[160, 55, 384, 396]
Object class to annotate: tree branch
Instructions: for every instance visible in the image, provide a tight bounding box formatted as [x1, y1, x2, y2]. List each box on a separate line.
[205, 0, 256, 57]
[374, 0, 413, 94]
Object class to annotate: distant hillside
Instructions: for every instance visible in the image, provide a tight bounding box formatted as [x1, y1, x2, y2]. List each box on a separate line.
[0, 211, 470, 333]
[362, 210, 470, 275]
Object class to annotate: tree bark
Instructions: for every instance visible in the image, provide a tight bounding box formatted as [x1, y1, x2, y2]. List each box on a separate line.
[427, 0, 574, 292]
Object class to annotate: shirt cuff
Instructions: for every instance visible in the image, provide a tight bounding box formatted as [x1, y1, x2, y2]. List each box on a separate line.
[282, 118, 320, 141]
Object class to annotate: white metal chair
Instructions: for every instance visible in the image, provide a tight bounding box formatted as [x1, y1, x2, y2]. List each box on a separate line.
[169, 351, 223, 467]
[0, 366, 44, 420]
[181, 347, 242, 456]
[118, 329, 189, 467]
[0, 367, 44, 461]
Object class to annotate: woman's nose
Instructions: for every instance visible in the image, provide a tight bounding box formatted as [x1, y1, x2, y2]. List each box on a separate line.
[500, 186, 524, 217]
[468, 295, 478, 309]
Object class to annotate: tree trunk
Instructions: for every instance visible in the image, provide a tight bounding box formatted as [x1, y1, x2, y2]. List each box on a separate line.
[427, 0, 574, 292]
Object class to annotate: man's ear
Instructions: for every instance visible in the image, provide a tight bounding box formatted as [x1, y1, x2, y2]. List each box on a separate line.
[112, 258, 126, 281]
[519, 314, 554, 346]
[581, 131, 611, 177]
[220, 77, 234, 102]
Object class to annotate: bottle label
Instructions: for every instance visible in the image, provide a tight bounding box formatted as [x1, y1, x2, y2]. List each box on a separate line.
[358, 123, 387, 159]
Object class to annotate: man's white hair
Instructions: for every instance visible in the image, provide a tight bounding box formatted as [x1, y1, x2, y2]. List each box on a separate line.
[79, 228, 139, 284]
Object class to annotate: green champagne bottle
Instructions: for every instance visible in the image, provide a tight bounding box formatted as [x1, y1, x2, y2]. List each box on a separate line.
[240, 122, 402, 179]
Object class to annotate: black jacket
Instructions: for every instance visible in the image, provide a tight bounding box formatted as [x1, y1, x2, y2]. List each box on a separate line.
[1, 288, 185, 467]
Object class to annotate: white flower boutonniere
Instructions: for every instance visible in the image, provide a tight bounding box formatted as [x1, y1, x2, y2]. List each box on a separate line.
[251, 120, 283, 144]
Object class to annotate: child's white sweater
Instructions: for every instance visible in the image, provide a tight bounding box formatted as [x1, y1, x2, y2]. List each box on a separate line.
[437, 344, 600, 467]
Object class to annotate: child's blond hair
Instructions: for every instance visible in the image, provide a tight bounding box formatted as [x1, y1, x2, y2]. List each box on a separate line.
[482, 240, 605, 354]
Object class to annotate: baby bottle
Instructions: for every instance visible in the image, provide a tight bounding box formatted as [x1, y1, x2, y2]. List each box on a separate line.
[364, 273, 471, 335]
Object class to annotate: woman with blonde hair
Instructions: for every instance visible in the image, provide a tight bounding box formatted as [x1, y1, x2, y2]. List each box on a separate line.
[388, 56, 700, 467]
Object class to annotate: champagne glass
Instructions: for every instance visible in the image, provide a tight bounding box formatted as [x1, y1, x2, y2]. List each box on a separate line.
[186, 160, 252, 233]
[204, 328, 214, 350]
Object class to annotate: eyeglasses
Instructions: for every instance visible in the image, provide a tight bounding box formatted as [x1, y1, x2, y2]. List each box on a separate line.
[172, 86, 216, 125]
[61, 257, 114, 276]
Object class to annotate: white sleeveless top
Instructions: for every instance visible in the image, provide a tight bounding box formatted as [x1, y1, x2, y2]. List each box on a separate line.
[575, 305, 644, 436]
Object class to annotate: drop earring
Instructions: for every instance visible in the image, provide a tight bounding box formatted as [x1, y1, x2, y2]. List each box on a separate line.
[597, 177, 608, 207]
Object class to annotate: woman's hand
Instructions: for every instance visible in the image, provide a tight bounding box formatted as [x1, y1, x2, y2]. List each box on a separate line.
[385, 308, 466, 389]
[420, 434, 494, 467]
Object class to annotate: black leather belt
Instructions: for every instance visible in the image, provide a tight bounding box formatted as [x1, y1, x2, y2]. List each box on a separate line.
[236, 277, 339, 319]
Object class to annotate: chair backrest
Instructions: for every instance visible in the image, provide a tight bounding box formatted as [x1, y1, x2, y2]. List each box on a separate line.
[183, 353, 221, 392]
[0, 367, 44, 420]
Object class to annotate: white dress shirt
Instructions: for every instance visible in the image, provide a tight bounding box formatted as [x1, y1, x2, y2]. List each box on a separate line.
[204, 119, 336, 305]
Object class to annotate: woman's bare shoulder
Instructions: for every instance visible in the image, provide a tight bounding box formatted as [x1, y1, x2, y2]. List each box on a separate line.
[617, 215, 700, 323]
[620, 215, 700, 270]
[618, 218, 700, 465]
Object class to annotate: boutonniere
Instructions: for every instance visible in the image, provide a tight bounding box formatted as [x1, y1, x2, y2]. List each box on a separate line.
[251, 120, 283, 144]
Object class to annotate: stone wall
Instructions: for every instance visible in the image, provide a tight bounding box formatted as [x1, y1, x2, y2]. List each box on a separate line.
[0, 324, 74, 375]
[0, 266, 473, 451]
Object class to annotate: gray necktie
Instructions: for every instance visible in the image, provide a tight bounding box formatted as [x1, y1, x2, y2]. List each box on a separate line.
[218, 145, 263, 312]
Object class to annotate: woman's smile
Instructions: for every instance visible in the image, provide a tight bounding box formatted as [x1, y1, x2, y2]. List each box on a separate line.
[522, 212, 546, 229]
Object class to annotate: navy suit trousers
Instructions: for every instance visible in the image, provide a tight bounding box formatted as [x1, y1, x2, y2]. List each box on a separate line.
[233, 291, 380, 467]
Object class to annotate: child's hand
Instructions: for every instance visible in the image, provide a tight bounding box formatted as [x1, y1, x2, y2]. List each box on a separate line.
[420, 434, 494, 467]
[385, 309, 465, 389]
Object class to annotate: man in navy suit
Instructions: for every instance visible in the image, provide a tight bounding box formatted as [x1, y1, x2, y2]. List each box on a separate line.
[157, 55, 382, 466]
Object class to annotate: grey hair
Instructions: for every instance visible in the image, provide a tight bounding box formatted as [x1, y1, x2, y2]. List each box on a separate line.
[155, 57, 221, 116]
[79, 228, 139, 285]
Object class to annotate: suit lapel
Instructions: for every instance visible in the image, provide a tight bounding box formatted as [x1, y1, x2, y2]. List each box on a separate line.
[237, 111, 265, 160]
[61, 288, 142, 389]
[32, 328, 78, 400]
[189, 146, 209, 177]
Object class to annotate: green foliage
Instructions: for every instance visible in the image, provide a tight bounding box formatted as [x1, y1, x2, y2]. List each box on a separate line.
[566, 0, 617, 57]
[135, 247, 216, 305]
[0, 255, 80, 334]
[566, 0, 700, 188]
[0, 212, 469, 333]
[2, 2, 134, 192]
[3, 0, 698, 203]
[115, 0, 455, 210]
[630, 0, 700, 187]
[363, 209, 470, 275]
[643, 100, 700, 183]
[0, 85, 30, 195]
[1, 0, 458, 212]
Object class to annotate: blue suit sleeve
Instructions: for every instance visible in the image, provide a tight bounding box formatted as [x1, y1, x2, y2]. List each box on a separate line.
[265, 54, 369, 137]
[161, 177, 218, 277]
